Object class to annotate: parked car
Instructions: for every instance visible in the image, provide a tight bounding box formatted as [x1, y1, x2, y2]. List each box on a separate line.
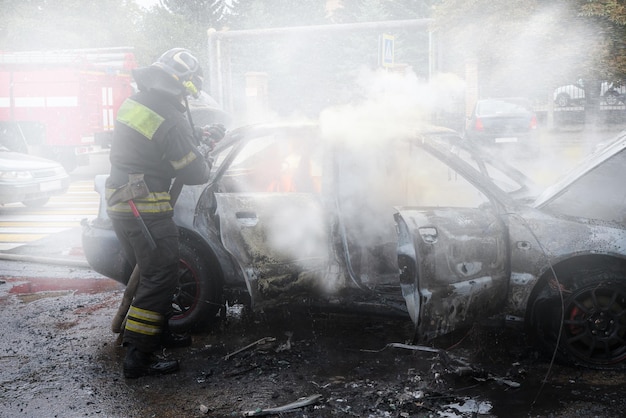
[464, 97, 539, 156]
[0, 143, 70, 207]
[554, 82, 586, 107]
[83, 120, 626, 370]
[601, 81, 626, 105]
[554, 80, 626, 106]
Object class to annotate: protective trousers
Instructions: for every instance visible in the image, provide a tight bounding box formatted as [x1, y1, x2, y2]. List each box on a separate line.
[111, 216, 179, 353]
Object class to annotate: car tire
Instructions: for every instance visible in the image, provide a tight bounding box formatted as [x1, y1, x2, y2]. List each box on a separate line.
[22, 197, 50, 208]
[604, 91, 620, 106]
[529, 269, 626, 369]
[169, 238, 223, 333]
[555, 93, 571, 107]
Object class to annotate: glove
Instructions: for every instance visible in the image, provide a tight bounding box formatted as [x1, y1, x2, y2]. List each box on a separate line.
[202, 124, 226, 142]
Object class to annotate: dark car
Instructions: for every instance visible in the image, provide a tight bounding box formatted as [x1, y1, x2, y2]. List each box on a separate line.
[465, 97, 539, 157]
[83, 120, 626, 370]
[0, 144, 70, 207]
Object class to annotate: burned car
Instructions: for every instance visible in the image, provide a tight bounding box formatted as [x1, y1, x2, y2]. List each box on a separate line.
[82, 121, 626, 370]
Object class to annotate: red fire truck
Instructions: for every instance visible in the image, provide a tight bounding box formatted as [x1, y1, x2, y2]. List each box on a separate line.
[0, 48, 137, 171]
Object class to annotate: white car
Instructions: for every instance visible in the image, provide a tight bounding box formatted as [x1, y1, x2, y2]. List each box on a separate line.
[0, 145, 70, 207]
[553, 83, 585, 107]
[554, 81, 626, 107]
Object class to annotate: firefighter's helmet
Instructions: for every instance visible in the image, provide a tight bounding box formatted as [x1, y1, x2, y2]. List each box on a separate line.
[152, 48, 203, 97]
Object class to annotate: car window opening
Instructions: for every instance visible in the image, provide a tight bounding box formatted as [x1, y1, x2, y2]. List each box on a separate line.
[220, 134, 322, 194]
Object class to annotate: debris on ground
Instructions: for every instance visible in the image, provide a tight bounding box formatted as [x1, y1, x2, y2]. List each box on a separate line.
[241, 394, 323, 416]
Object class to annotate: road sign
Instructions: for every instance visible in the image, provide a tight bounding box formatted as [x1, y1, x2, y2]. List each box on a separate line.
[380, 34, 395, 68]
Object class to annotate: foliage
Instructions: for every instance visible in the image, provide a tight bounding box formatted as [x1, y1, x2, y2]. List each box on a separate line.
[230, 0, 327, 29]
[579, 0, 626, 81]
[0, 0, 141, 51]
[2, 0, 626, 115]
[432, 0, 626, 96]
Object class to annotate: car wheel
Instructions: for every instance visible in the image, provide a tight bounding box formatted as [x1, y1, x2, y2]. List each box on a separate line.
[604, 91, 620, 105]
[529, 270, 626, 369]
[22, 197, 50, 208]
[555, 93, 570, 107]
[169, 238, 223, 333]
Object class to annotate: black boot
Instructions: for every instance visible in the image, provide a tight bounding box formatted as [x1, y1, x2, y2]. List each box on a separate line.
[123, 345, 179, 379]
[161, 332, 192, 349]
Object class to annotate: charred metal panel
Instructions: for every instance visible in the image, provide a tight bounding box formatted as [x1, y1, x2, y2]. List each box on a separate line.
[504, 206, 626, 314]
[216, 193, 336, 310]
[395, 206, 509, 341]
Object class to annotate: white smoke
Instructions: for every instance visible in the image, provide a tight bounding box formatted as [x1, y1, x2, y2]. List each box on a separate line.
[320, 67, 465, 144]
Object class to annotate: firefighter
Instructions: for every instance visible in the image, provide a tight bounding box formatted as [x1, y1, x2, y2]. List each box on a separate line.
[105, 48, 225, 379]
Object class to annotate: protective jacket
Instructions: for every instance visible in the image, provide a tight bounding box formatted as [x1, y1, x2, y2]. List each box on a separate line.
[105, 66, 210, 219]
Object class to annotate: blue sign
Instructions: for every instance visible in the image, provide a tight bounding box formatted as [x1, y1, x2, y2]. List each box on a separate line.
[381, 34, 395, 68]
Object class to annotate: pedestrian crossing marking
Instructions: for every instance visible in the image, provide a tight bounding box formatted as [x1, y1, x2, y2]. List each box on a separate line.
[0, 180, 100, 250]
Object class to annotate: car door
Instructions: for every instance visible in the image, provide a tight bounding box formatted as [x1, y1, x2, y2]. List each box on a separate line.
[393, 138, 511, 342]
[214, 125, 332, 310]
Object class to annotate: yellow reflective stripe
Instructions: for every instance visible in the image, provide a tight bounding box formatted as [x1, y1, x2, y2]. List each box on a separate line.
[106, 189, 169, 202]
[107, 190, 173, 214]
[105, 187, 122, 201]
[128, 305, 164, 322]
[108, 201, 173, 214]
[117, 99, 164, 140]
[125, 319, 162, 336]
[170, 150, 197, 170]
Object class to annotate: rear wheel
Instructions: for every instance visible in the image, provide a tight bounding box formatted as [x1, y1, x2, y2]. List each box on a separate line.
[555, 93, 570, 107]
[169, 239, 222, 333]
[604, 91, 620, 105]
[529, 270, 626, 369]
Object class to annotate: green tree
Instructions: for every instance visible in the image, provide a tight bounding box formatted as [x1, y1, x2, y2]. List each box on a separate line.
[214, 0, 331, 116]
[229, 0, 327, 29]
[579, 0, 626, 81]
[431, 0, 624, 97]
[0, 0, 142, 51]
[159, 0, 232, 26]
[135, 0, 233, 66]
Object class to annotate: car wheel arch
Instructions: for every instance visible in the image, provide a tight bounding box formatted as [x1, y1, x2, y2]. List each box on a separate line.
[178, 228, 224, 284]
[168, 228, 225, 333]
[555, 92, 571, 107]
[525, 254, 626, 316]
[524, 254, 626, 369]
[604, 90, 621, 105]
